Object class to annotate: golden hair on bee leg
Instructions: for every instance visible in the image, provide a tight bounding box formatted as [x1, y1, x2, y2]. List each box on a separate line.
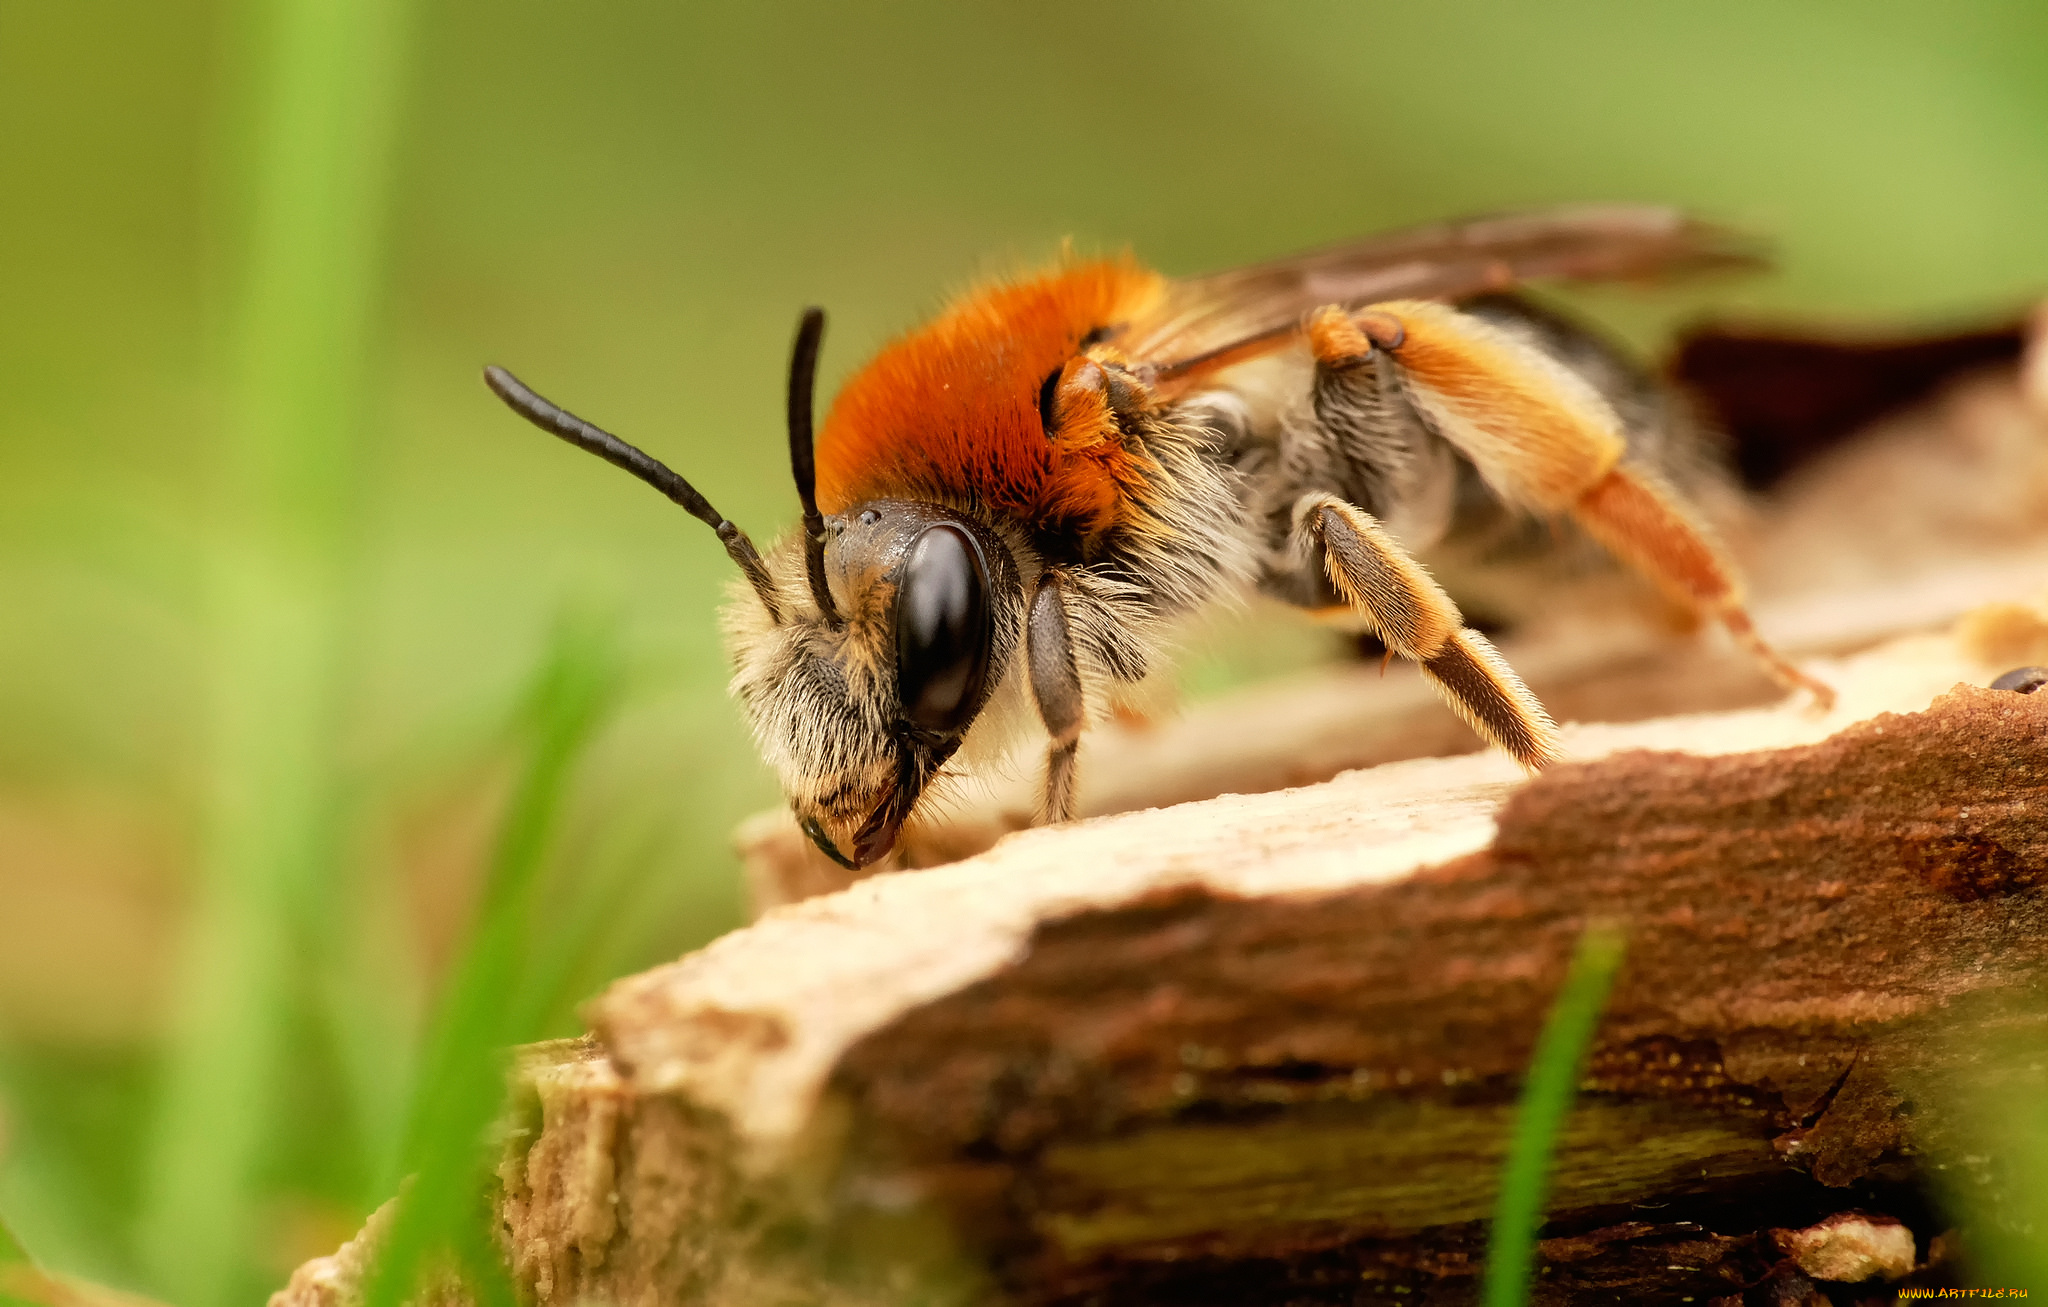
[1421, 629, 1563, 770]
[1350, 298, 1628, 513]
[1040, 740, 1079, 826]
[1306, 304, 1378, 367]
[1573, 466, 1836, 708]
[1297, 495, 1459, 662]
[1298, 494, 1561, 770]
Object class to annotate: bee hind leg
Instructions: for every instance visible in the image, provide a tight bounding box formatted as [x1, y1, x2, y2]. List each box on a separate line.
[1028, 569, 1085, 824]
[1341, 298, 1835, 710]
[1297, 494, 1562, 770]
[1569, 466, 1837, 708]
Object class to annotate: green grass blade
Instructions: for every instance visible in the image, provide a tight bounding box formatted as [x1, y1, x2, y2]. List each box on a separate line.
[133, 0, 413, 1302]
[510, 820, 669, 1040]
[1914, 1016, 2048, 1289]
[363, 616, 624, 1307]
[1481, 922, 1628, 1307]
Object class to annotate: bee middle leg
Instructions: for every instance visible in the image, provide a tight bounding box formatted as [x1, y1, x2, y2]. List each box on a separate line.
[1027, 568, 1085, 824]
[1296, 494, 1562, 770]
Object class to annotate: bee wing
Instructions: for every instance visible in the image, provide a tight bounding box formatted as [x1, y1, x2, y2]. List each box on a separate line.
[1127, 205, 1763, 385]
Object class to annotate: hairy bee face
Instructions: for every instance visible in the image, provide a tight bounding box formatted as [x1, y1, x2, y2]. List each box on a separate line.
[725, 500, 1025, 868]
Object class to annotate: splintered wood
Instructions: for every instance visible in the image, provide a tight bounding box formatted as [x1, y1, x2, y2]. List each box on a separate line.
[274, 336, 2048, 1305]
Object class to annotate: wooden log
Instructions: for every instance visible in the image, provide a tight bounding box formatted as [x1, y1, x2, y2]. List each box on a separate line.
[276, 607, 2048, 1304]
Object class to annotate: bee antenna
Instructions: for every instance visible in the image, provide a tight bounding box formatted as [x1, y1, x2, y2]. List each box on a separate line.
[482, 365, 785, 622]
[787, 306, 843, 627]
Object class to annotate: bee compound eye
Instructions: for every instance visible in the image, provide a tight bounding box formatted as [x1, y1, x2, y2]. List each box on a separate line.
[894, 523, 993, 738]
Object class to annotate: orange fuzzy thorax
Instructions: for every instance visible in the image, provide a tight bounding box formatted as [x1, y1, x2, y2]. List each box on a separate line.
[815, 259, 1165, 535]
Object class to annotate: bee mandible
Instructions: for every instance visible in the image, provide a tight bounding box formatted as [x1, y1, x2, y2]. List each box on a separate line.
[485, 205, 1833, 870]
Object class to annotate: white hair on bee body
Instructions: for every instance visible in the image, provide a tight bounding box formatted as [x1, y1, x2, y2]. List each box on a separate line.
[1016, 390, 1262, 746]
[720, 549, 896, 823]
[1058, 568, 1157, 695]
[1111, 403, 1261, 620]
[721, 508, 1036, 854]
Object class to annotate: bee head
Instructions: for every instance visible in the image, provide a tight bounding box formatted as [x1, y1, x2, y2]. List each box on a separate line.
[725, 500, 1022, 868]
[485, 308, 1024, 871]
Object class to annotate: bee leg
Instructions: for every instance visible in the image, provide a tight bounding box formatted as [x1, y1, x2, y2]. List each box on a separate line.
[1570, 465, 1835, 707]
[1351, 298, 1836, 709]
[1298, 494, 1562, 770]
[1028, 569, 1085, 824]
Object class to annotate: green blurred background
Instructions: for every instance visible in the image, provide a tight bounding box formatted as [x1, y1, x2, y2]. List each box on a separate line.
[2, 1, 2045, 1301]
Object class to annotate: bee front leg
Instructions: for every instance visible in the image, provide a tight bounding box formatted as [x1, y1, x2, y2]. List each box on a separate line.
[1297, 494, 1562, 770]
[1027, 569, 1085, 824]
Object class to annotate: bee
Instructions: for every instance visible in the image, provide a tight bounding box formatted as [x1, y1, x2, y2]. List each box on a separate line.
[486, 206, 1833, 871]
